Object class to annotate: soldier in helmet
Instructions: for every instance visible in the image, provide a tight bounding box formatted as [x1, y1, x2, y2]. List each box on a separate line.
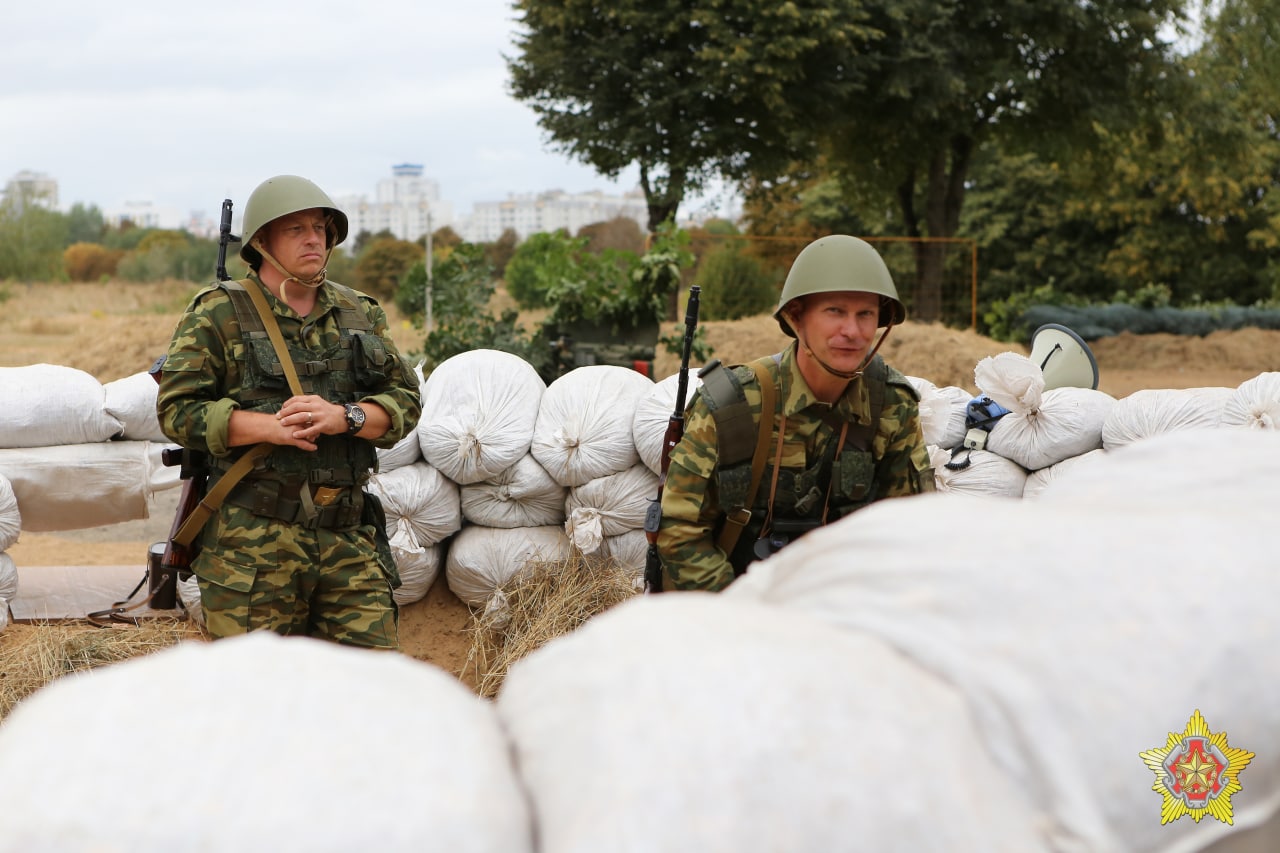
[157, 175, 422, 648]
[657, 234, 933, 591]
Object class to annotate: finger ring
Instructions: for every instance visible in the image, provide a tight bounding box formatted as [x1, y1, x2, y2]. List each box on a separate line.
[306, 412, 313, 425]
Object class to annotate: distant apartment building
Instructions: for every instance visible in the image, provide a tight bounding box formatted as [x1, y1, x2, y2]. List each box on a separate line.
[2, 170, 59, 212]
[103, 200, 186, 232]
[461, 188, 649, 243]
[334, 164, 455, 244]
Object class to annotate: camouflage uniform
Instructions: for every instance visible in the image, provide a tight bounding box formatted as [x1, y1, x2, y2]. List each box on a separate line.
[658, 342, 932, 591]
[157, 273, 421, 648]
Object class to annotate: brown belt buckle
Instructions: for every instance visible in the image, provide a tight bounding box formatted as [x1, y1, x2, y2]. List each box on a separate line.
[313, 486, 343, 507]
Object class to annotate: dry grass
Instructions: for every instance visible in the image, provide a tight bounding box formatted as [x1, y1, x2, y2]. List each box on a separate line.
[466, 551, 641, 698]
[0, 618, 207, 721]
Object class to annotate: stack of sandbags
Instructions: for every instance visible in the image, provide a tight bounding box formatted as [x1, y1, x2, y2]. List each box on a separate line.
[0, 632, 533, 852]
[1101, 387, 1235, 449]
[0, 364, 123, 447]
[727, 428, 1280, 852]
[632, 370, 704, 475]
[495, 594, 1049, 852]
[418, 350, 544, 485]
[459, 454, 566, 530]
[366, 461, 462, 605]
[1220, 371, 1280, 430]
[975, 352, 1116, 471]
[927, 445, 1027, 498]
[1021, 448, 1107, 499]
[0, 474, 18, 631]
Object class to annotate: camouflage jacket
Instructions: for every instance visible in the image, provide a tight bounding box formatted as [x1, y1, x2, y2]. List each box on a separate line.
[657, 343, 932, 591]
[156, 274, 421, 471]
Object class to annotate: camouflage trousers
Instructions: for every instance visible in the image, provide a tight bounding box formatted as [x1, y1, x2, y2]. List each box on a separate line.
[193, 504, 398, 650]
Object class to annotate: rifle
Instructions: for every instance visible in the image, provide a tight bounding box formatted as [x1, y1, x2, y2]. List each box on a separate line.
[145, 199, 240, 610]
[642, 285, 701, 594]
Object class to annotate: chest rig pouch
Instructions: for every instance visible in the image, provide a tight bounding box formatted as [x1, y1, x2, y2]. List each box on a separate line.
[703, 355, 891, 574]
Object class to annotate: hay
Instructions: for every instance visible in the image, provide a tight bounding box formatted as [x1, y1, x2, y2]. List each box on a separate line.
[0, 618, 207, 721]
[466, 550, 641, 698]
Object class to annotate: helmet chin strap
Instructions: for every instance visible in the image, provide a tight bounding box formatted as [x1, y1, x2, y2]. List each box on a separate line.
[253, 238, 330, 306]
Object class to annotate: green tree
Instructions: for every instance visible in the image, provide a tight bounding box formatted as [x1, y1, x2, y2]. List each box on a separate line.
[503, 230, 583, 309]
[354, 237, 422, 301]
[0, 202, 70, 280]
[695, 242, 777, 321]
[66, 203, 105, 246]
[507, 0, 876, 231]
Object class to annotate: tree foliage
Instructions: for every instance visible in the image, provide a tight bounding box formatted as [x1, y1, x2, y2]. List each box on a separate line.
[354, 237, 422, 301]
[695, 241, 778, 321]
[507, 0, 875, 230]
[63, 242, 123, 282]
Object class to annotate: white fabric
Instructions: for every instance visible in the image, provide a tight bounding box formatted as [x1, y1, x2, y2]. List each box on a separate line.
[376, 428, 422, 472]
[0, 633, 532, 853]
[976, 352, 1115, 470]
[391, 542, 441, 607]
[564, 464, 659, 554]
[531, 365, 653, 487]
[444, 524, 570, 608]
[178, 574, 203, 627]
[0, 442, 157, 531]
[1101, 387, 1234, 449]
[1220, 372, 1280, 430]
[418, 349, 545, 485]
[103, 370, 169, 442]
[603, 529, 648, 572]
[460, 454, 566, 529]
[146, 443, 183, 493]
[632, 370, 704, 475]
[727, 429, 1280, 853]
[496, 594, 1048, 853]
[909, 377, 971, 450]
[0, 551, 17, 601]
[367, 461, 461, 549]
[0, 364, 123, 448]
[928, 445, 1027, 498]
[0, 473, 20, 551]
[1021, 449, 1108, 500]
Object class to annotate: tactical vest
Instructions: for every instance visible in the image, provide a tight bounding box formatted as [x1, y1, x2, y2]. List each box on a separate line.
[700, 353, 904, 574]
[208, 279, 394, 528]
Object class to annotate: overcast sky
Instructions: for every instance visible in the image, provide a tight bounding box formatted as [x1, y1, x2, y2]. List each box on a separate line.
[3, 0, 734, 223]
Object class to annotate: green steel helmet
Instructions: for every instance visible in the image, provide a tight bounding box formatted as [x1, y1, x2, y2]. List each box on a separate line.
[239, 175, 349, 266]
[774, 234, 906, 337]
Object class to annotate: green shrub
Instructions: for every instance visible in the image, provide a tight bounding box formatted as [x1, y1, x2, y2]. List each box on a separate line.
[695, 243, 777, 321]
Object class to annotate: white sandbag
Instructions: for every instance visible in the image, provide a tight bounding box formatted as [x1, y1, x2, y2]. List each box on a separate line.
[976, 353, 1115, 470]
[376, 428, 422, 472]
[0, 633, 531, 853]
[1220, 372, 1280, 430]
[531, 365, 653, 487]
[0, 473, 19, 551]
[928, 445, 1027, 498]
[444, 524, 570, 608]
[496, 594, 1047, 853]
[0, 364, 124, 448]
[603, 529, 648, 573]
[727, 429, 1280, 853]
[1102, 387, 1234, 449]
[632, 370, 704, 475]
[392, 541, 441, 607]
[146, 442, 183, 493]
[177, 574, 203, 627]
[1021, 448, 1108, 500]
[909, 377, 971, 450]
[418, 349, 545, 485]
[367, 461, 461, 549]
[0, 442, 157, 531]
[0, 551, 17, 603]
[564, 464, 659, 554]
[102, 370, 168, 442]
[460, 454, 566, 529]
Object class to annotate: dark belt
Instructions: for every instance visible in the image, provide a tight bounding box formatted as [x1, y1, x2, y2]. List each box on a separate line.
[225, 479, 364, 530]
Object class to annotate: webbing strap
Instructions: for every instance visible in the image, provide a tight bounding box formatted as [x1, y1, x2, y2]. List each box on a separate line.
[715, 363, 777, 556]
[242, 278, 306, 397]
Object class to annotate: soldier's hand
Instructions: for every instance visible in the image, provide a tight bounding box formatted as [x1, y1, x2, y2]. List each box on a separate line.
[277, 395, 340, 450]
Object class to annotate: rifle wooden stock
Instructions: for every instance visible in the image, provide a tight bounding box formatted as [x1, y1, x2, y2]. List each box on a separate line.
[643, 285, 701, 594]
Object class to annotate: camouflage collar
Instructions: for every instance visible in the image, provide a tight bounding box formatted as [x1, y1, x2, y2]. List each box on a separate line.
[780, 342, 869, 422]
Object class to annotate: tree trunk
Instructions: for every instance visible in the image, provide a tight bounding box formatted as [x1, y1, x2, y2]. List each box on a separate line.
[897, 134, 973, 324]
[639, 161, 686, 321]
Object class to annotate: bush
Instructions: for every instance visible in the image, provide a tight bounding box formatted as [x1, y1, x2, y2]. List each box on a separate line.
[503, 231, 582, 309]
[63, 243, 123, 282]
[695, 243, 777, 321]
[355, 238, 422, 301]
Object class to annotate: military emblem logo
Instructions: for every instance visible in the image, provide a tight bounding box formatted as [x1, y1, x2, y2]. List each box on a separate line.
[1140, 710, 1254, 825]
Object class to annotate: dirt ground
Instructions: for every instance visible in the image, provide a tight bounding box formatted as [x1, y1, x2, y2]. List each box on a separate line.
[3, 279, 1277, 688]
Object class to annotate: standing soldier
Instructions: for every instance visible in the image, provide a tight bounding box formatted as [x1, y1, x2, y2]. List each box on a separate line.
[156, 175, 421, 649]
[657, 234, 933, 591]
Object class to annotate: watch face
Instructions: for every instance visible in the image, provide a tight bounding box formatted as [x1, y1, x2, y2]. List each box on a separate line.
[346, 404, 365, 433]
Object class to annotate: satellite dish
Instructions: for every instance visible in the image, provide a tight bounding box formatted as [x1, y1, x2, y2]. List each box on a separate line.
[1029, 323, 1099, 390]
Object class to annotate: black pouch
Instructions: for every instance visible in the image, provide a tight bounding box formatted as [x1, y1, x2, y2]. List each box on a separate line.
[836, 450, 875, 502]
[351, 333, 391, 385]
[360, 490, 401, 589]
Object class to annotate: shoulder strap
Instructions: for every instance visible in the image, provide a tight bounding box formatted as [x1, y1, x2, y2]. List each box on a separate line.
[714, 358, 778, 556]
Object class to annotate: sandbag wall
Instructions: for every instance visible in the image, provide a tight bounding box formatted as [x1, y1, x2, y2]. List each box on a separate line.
[0, 364, 182, 629]
[2, 427, 1277, 853]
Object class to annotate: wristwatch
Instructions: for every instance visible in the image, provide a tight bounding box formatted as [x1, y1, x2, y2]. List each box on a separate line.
[343, 403, 366, 435]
